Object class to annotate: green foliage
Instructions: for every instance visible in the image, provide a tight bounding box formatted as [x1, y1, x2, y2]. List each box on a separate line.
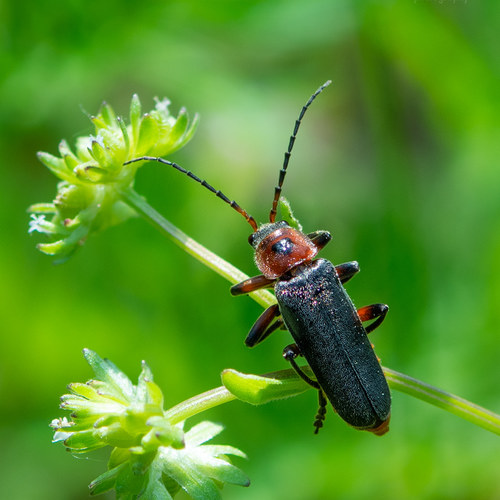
[28, 96, 197, 260]
[3, 1, 500, 499]
[277, 197, 303, 232]
[52, 350, 248, 499]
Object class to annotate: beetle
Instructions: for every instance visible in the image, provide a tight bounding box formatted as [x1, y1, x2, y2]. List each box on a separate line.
[125, 81, 391, 435]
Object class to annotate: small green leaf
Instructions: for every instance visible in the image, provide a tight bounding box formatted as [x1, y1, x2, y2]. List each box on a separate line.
[136, 114, 160, 156]
[129, 449, 157, 475]
[118, 117, 130, 155]
[37, 239, 71, 256]
[73, 164, 111, 183]
[90, 115, 108, 130]
[115, 461, 146, 496]
[165, 108, 188, 149]
[60, 399, 119, 419]
[37, 152, 74, 183]
[130, 93, 142, 150]
[27, 203, 56, 214]
[94, 423, 138, 448]
[141, 463, 174, 500]
[161, 451, 221, 500]
[58, 140, 81, 171]
[63, 153, 80, 171]
[98, 129, 126, 167]
[145, 381, 164, 408]
[100, 102, 117, 128]
[185, 421, 224, 447]
[145, 418, 184, 449]
[279, 197, 302, 231]
[68, 382, 102, 400]
[200, 445, 247, 460]
[108, 447, 131, 469]
[93, 414, 120, 429]
[181, 113, 199, 148]
[89, 140, 110, 166]
[85, 381, 130, 405]
[64, 429, 106, 452]
[221, 368, 309, 405]
[89, 463, 125, 496]
[193, 456, 250, 487]
[83, 349, 136, 401]
[136, 361, 154, 403]
[74, 136, 94, 162]
[58, 139, 76, 158]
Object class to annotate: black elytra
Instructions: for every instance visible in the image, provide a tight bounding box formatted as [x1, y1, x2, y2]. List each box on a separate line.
[124, 81, 391, 435]
[275, 259, 390, 433]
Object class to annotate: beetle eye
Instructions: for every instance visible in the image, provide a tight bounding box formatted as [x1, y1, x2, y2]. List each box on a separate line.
[271, 237, 294, 255]
[248, 233, 256, 246]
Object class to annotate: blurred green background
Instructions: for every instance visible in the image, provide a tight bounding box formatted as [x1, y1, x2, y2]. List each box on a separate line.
[1, 0, 499, 498]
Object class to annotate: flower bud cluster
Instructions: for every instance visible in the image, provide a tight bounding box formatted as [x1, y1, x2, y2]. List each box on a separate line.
[29, 95, 198, 260]
[51, 350, 248, 498]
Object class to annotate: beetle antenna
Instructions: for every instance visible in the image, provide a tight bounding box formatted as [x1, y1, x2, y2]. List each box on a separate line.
[269, 80, 332, 223]
[124, 156, 258, 231]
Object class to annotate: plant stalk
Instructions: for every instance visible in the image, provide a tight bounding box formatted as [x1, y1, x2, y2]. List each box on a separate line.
[120, 186, 500, 435]
[120, 186, 275, 309]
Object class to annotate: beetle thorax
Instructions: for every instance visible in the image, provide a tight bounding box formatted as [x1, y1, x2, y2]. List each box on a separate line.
[249, 221, 318, 279]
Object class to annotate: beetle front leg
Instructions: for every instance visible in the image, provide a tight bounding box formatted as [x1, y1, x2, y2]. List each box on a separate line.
[357, 303, 389, 333]
[245, 304, 282, 347]
[307, 230, 331, 251]
[230, 274, 276, 296]
[335, 261, 360, 284]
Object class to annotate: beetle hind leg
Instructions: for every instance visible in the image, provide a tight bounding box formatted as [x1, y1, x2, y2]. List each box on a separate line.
[283, 344, 328, 434]
[283, 344, 320, 389]
[314, 390, 328, 434]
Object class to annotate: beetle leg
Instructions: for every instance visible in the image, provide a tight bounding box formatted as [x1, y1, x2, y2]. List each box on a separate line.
[259, 318, 285, 342]
[245, 304, 281, 347]
[314, 390, 328, 434]
[357, 303, 389, 333]
[230, 275, 276, 296]
[282, 344, 320, 389]
[283, 344, 328, 434]
[334, 261, 360, 284]
[306, 230, 332, 251]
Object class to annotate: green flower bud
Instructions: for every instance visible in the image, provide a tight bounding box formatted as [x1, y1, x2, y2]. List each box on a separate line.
[29, 95, 198, 261]
[51, 350, 249, 498]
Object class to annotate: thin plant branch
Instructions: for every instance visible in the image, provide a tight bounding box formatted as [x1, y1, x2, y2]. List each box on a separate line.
[119, 187, 500, 435]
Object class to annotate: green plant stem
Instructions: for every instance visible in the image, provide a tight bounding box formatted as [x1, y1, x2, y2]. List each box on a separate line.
[163, 367, 500, 435]
[165, 387, 235, 425]
[384, 368, 500, 435]
[119, 186, 275, 309]
[120, 187, 500, 435]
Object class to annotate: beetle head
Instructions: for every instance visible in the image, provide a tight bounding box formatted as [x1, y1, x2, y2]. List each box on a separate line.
[250, 221, 318, 279]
